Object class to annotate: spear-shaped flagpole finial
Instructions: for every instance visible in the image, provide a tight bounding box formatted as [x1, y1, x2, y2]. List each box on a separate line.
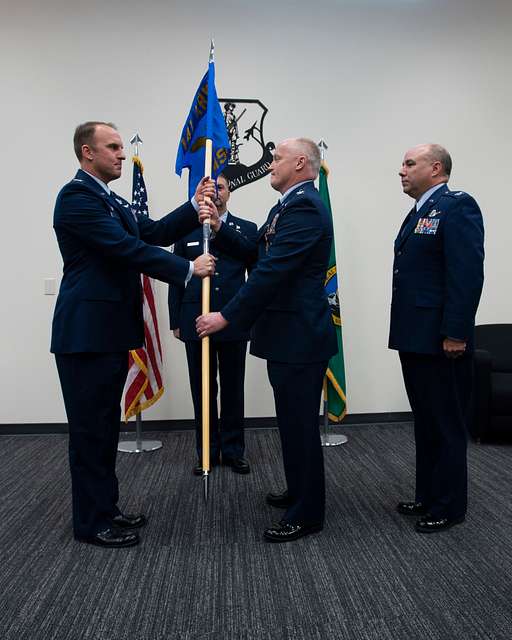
[130, 133, 143, 158]
[209, 39, 215, 63]
[203, 470, 209, 502]
[318, 139, 328, 161]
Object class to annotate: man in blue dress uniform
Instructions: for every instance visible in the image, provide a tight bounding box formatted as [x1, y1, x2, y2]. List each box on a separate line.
[196, 138, 337, 542]
[168, 174, 257, 475]
[51, 121, 215, 548]
[389, 143, 484, 533]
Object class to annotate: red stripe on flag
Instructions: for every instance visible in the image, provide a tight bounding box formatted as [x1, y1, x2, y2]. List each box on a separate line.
[123, 275, 164, 421]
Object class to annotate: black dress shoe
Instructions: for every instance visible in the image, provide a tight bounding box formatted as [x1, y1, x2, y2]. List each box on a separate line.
[266, 490, 292, 508]
[223, 457, 250, 474]
[396, 501, 428, 516]
[77, 527, 139, 548]
[111, 512, 147, 530]
[264, 521, 323, 543]
[415, 515, 465, 533]
[193, 459, 219, 476]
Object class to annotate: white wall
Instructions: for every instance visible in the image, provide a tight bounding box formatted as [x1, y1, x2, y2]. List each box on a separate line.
[1, 0, 511, 424]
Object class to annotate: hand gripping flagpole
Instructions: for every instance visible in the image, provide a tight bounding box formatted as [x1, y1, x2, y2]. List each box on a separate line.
[318, 139, 347, 448]
[118, 133, 163, 454]
[200, 41, 217, 502]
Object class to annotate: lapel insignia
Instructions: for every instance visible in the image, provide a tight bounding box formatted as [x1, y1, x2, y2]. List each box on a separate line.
[228, 221, 234, 226]
[454, 191, 464, 196]
[296, 189, 305, 195]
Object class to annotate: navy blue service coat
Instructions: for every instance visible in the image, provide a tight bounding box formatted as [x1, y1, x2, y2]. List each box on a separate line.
[51, 169, 199, 354]
[389, 186, 484, 354]
[217, 182, 337, 364]
[168, 212, 257, 342]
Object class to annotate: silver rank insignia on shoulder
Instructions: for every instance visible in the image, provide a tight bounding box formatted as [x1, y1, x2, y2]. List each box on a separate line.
[115, 197, 130, 208]
[454, 191, 464, 196]
[73, 178, 83, 182]
[428, 209, 442, 217]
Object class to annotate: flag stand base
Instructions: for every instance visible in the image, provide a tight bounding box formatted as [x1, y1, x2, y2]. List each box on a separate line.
[118, 440, 163, 453]
[321, 397, 348, 447]
[321, 433, 348, 447]
[118, 413, 162, 454]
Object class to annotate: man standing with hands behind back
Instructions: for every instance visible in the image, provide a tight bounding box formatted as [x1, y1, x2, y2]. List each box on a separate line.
[169, 173, 257, 475]
[196, 138, 337, 543]
[390, 143, 484, 533]
[51, 121, 216, 548]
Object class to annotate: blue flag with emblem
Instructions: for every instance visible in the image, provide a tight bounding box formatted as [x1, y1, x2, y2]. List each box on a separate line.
[175, 45, 230, 198]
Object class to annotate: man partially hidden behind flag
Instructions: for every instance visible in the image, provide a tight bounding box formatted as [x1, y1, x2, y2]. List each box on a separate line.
[124, 156, 165, 420]
[319, 162, 347, 421]
[175, 48, 230, 196]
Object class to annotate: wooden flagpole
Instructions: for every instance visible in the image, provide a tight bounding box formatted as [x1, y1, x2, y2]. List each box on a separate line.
[200, 42, 216, 502]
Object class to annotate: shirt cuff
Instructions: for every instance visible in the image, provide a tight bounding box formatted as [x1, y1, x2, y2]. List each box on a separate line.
[191, 196, 199, 212]
[184, 261, 194, 287]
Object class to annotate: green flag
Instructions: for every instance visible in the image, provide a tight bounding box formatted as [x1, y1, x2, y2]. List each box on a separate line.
[319, 162, 347, 421]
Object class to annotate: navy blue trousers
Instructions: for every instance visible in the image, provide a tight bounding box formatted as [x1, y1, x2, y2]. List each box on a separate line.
[267, 360, 327, 526]
[399, 351, 473, 519]
[185, 340, 247, 462]
[55, 352, 127, 538]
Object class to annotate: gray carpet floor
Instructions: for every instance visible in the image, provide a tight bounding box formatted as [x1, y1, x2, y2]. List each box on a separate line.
[1, 423, 511, 640]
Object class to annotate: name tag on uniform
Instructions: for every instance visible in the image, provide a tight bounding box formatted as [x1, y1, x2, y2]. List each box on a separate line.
[415, 218, 440, 235]
[187, 241, 200, 247]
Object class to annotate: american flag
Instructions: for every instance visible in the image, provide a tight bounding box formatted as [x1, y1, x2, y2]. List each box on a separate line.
[123, 156, 164, 420]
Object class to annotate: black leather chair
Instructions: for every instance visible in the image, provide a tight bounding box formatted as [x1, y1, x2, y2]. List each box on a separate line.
[470, 324, 512, 442]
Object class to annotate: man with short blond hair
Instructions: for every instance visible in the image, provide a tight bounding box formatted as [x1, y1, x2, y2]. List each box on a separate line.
[52, 121, 215, 548]
[196, 138, 337, 542]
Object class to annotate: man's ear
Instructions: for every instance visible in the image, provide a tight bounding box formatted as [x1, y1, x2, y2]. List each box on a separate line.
[432, 160, 442, 177]
[296, 155, 306, 170]
[82, 144, 93, 161]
